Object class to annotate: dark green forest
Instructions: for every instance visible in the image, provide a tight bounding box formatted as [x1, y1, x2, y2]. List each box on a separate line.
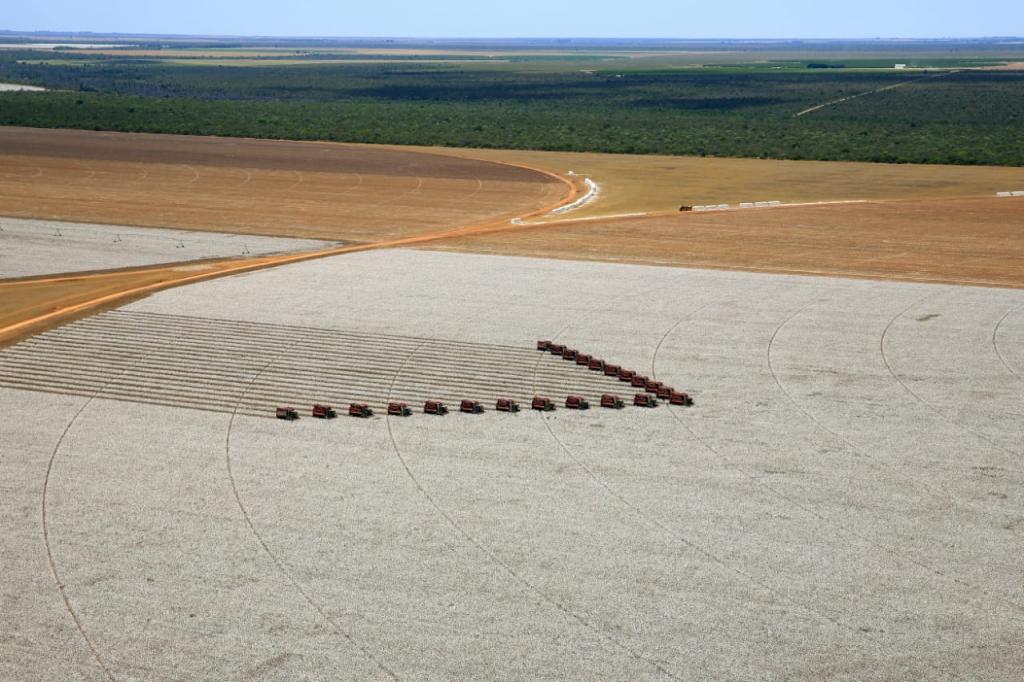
[1, 51, 1021, 165]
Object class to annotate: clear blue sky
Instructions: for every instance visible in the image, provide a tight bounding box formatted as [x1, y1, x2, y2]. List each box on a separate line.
[5, 1, 1022, 39]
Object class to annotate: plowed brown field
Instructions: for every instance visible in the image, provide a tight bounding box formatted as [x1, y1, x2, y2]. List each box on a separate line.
[0, 127, 570, 242]
[436, 196, 1024, 288]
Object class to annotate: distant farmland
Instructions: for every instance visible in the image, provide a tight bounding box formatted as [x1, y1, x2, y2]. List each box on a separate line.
[0, 40, 1022, 166]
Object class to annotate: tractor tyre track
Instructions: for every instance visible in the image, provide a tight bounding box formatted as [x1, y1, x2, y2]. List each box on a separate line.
[224, 357, 400, 681]
[879, 291, 1024, 463]
[533, 324, 871, 662]
[384, 331, 680, 680]
[992, 304, 1024, 383]
[40, 345, 156, 681]
[653, 302, 1024, 624]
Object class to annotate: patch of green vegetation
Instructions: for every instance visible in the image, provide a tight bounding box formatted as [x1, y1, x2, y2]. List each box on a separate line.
[0, 50, 1021, 166]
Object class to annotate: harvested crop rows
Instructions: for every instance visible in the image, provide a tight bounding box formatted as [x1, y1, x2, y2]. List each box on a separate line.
[0, 310, 653, 417]
[4, 249, 1024, 679]
[2, 127, 1024, 680]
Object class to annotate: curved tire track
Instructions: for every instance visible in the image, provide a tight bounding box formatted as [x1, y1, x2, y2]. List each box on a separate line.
[653, 302, 1024, 624]
[764, 295, 1007, 518]
[539, 321, 880, 644]
[385, 334, 680, 680]
[42, 393, 119, 682]
[880, 291, 1023, 463]
[225, 357, 400, 681]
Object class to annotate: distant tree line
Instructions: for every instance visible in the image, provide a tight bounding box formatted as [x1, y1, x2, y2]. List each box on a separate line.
[0, 54, 1020, 166]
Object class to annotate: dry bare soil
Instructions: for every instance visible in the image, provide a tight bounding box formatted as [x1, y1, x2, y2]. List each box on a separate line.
[0, 127, 568, 242]
[437, 146, 1024, 219]
[436, 196, 1024, 288]
[2, 127, 1023, 348]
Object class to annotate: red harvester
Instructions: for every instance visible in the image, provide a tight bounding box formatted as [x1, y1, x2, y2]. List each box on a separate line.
[669, 392, 694, 406]
[531, 396, 555, 411]
[496, 398, 520, 412]
[634, 393, 658, 407]
[387, 402, 412, 416]
[348, 403, 372, 418]
[600, 394, 624, 409]
[424, 400, 448, 415]
[565, 395, 589, 410]
[460, 399, 484, 414]
[312, 404, 337, 419]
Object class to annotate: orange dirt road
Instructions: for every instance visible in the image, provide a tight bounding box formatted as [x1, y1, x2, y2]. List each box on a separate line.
[435, 196, 1024, 289]
[0, 149, 580, 346]
[4, 127, 1023, 348]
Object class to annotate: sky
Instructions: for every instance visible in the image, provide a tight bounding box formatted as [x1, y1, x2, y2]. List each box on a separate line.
[4, 1, 1023, 39]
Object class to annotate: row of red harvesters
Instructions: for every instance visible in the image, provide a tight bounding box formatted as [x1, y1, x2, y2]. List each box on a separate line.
[273, 340, 694, 420]
[277, 395, 619, 420]
[536, 339, 694, 407]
